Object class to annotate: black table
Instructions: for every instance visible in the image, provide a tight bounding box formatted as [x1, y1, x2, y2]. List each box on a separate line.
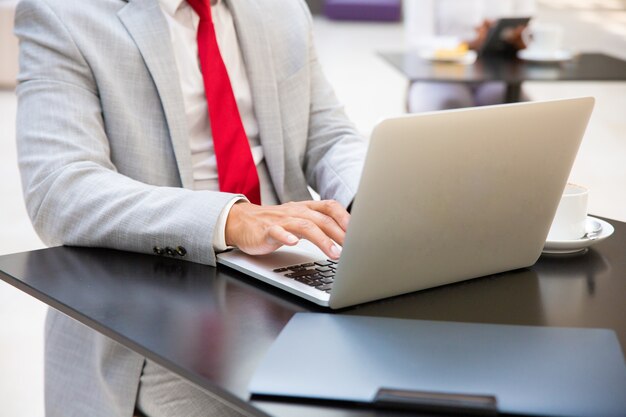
[380, 52, 626, 102]
[1, 217, 625, 417]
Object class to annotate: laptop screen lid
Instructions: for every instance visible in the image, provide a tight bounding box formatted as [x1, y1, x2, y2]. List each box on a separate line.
[329, 97, 594, 308]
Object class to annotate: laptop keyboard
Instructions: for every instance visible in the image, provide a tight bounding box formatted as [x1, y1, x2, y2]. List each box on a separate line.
[273, 259, 337, 293]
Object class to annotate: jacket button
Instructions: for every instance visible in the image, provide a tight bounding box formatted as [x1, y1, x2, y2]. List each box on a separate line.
[165, 246, 175, 256]
[153, 246, 164, 255]
[176, 246, 187, 257]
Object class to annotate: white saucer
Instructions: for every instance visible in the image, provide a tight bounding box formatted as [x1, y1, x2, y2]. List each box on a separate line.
[543, 216, 614, 255]
[518, 48, 574, 63]
[419, 50, 477, 65]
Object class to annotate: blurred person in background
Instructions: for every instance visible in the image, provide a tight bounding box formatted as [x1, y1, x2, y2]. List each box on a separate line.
[405, 0, 536, 113]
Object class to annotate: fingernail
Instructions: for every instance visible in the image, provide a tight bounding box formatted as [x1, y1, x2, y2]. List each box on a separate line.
[330, 245, 342, 258]
[286, 234, 299, 244]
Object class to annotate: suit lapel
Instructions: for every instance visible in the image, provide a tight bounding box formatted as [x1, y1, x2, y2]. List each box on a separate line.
[118, 0, 194, 189]
[227, 0, 286, 198]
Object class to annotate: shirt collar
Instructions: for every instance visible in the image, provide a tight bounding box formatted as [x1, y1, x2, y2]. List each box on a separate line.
[158, 0, 222, 17]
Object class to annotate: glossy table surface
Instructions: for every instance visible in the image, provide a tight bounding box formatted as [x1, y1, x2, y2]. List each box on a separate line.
[380, 52, 626, 84]
[1, 216, 625, 417]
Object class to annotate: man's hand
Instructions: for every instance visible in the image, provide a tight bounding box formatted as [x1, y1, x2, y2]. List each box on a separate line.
[468, 19, 493, 51]
[503, 25, 529, 51]
[224, 200, 350, 260]
[469, 20, 528, 52]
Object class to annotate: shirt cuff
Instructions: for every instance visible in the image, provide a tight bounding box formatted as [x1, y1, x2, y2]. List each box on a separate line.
[212, 196, 248, 252]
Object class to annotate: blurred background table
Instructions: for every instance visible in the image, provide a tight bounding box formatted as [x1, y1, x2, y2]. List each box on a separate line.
[380, 52, 626, 103]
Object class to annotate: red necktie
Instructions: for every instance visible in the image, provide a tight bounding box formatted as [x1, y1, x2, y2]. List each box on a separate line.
[187, 0, 261, 205]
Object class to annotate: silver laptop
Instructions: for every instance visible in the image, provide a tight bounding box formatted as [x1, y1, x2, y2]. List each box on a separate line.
[218, 97, 595, 309]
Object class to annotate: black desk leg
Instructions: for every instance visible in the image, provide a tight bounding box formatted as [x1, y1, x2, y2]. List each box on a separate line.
[504, 83, 522, 103]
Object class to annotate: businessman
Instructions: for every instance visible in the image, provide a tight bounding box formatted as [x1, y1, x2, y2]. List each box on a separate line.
[15, 0, 367, 415]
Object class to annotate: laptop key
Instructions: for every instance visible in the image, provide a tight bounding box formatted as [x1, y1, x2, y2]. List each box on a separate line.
[296, 277, 327, 288]
[285, 269, 318, 278]
[273, 267, 289, 273]
[314, 260, 333, 267]
[320, 277, 334, 284]
[315, 266, 333, 273]
[318, 271, 334, 278]
[316, 284, 333, 291]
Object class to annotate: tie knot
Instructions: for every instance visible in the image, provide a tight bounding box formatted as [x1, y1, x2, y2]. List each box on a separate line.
[187, 0, 212, 21]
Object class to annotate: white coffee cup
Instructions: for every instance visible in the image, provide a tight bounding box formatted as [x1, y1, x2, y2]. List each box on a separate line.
[547, 184, 588, 241]
[523, 24, 564, 54]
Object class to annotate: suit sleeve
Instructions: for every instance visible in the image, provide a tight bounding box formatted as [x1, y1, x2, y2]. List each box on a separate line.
[15, 0, 236, 266]
[296, 1, 368, 208]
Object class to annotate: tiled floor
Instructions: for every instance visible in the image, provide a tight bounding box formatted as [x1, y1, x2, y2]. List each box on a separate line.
[0, 3, 624, 416]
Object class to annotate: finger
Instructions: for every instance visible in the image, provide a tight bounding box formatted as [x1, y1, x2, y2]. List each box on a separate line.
[293, 207, 346, 246]
[283, 218, 342, 260]
[281, 201, 348, 244]
[267, 224, 300, 247]
[305, 200, 351, 231]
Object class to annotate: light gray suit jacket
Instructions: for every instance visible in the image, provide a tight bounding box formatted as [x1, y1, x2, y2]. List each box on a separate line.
[15, 0, 366, 415]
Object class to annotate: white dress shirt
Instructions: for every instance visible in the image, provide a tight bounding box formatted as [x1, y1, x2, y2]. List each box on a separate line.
[157, 0, 279, 250]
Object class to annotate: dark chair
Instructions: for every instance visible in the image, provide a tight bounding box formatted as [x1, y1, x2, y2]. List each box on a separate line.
[324, 0, 402, 22]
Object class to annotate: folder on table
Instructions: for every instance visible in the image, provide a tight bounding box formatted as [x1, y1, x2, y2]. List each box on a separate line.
[250, 313, 626, 416]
